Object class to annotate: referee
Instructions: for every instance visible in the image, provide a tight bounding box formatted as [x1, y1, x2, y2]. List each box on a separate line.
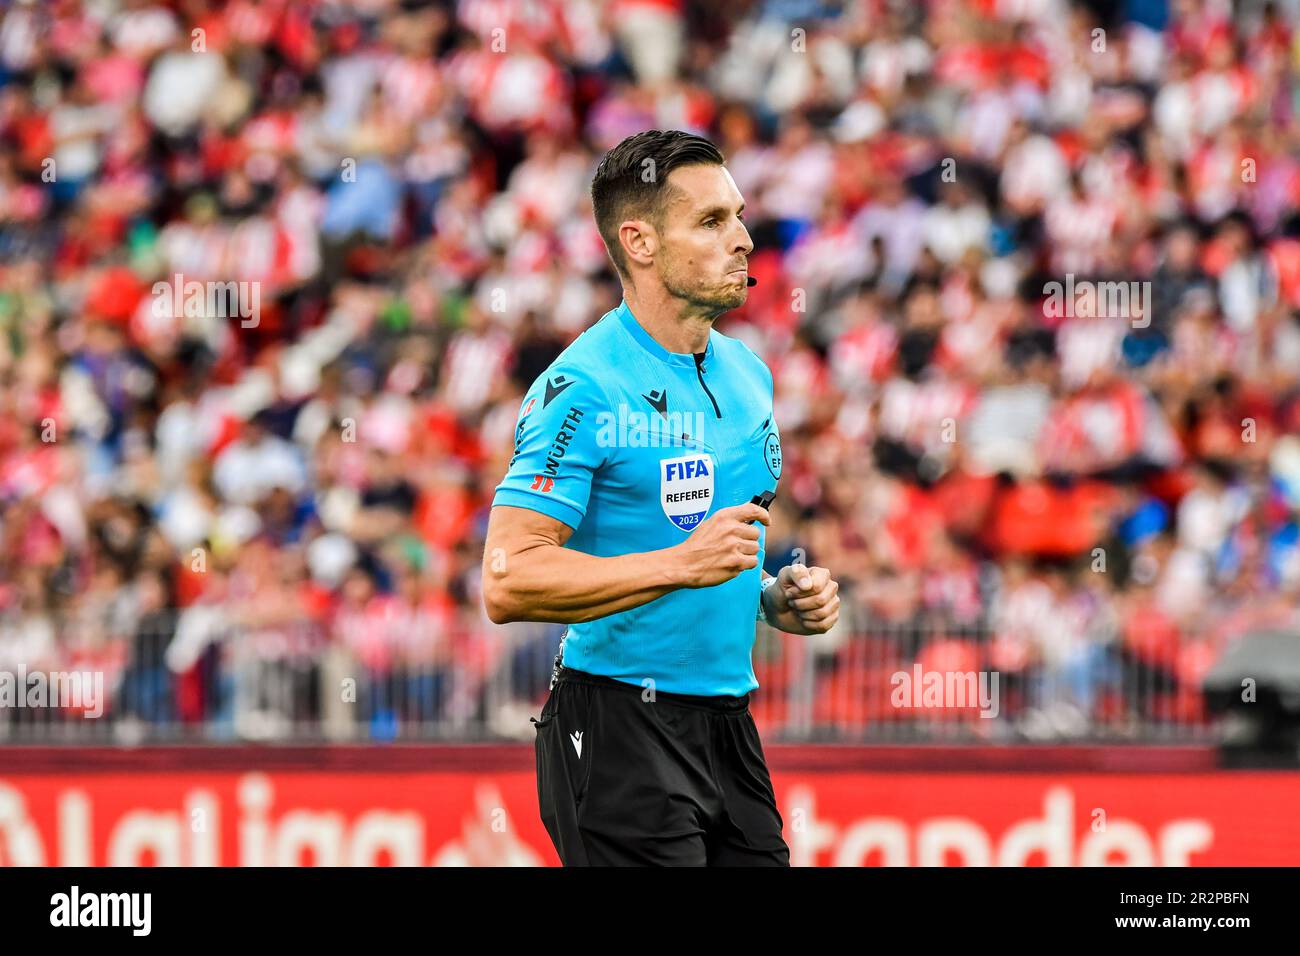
[482, 130, 841, 866]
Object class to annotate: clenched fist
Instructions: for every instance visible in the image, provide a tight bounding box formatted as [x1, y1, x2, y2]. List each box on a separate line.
[763, 564, 840, 634]
[672, 503, 769, 588]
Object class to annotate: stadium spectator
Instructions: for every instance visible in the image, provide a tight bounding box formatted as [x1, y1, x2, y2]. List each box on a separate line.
[1, 0, 1298, 744]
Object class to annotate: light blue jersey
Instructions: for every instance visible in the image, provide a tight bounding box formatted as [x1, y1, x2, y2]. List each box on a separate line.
[491, 300, 782, 696]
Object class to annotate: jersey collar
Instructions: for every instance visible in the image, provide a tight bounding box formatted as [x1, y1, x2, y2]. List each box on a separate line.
[614, 300, 716, 369]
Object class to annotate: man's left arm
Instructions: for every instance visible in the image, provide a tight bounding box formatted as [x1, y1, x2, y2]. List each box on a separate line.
[759, 565, 840, 635]
[752, 352, 838, 635]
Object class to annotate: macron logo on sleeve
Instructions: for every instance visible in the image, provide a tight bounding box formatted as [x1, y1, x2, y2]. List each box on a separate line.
[544, 375, 574, 408]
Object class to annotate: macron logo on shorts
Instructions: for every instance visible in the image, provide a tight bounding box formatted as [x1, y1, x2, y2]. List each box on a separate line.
[570, 730, 583, 758]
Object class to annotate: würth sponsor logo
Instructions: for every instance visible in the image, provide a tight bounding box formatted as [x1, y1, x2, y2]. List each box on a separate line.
[541, 407, 584, 478]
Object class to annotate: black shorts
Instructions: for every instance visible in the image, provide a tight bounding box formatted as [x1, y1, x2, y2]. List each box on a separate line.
[532, 665, 790, 867]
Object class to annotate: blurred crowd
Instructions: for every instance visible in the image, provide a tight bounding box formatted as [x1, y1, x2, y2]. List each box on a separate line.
[2, 0, 1300, 742]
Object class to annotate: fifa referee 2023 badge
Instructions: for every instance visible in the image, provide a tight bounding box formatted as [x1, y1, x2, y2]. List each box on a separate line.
[482, 130, 841, 867]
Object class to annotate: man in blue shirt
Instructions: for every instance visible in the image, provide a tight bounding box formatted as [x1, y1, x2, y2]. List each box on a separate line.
[482, 130, 841, 866]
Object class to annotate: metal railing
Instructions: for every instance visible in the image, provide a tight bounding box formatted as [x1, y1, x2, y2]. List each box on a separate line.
[748, 618, 1224, 745]
[0, 600, 1254, 745]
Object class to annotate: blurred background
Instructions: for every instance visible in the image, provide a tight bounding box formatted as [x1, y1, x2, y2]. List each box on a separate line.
[2, 0, 1300, 866]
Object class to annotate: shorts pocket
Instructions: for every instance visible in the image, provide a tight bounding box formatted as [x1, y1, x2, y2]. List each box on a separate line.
[531, 686, 559, 729]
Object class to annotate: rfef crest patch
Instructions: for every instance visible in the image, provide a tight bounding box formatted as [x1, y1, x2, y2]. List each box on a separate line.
[764, 431, 782, 479]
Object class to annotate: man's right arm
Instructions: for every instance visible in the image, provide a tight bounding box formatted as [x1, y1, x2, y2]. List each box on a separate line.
[481, 501, 769, 625]
[482, 366, 768, 624]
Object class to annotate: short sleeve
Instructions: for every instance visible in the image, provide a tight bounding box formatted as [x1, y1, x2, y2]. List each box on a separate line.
[491, 367, 607, 531]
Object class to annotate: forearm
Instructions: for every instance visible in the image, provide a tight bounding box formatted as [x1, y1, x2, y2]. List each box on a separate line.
[485, 542, 685, 625]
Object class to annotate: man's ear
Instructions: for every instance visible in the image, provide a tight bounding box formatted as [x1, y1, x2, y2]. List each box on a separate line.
[618, 219, 657, 269]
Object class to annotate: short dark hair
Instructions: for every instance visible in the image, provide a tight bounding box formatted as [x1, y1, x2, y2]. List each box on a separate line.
[590, 130, 725, 279]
